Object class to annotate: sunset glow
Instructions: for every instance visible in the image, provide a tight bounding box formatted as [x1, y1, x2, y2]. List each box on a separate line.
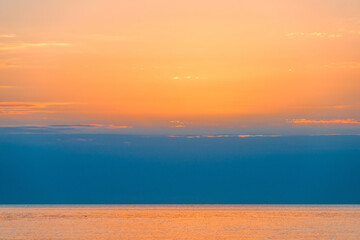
[1, 0, 360, 133]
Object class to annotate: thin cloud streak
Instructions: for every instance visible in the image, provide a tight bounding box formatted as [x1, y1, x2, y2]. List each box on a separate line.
[328, 62, 360, 69]
[238, 135, 281, 138]
[0, 124, 46, 128]
[0, 34, 15, 38]
[0, 102, 71, 115]
[0, 124, 132, 131]
[288, 119, 360, 125]
[169, 134, 281, 138]
[285, 32, 342, 38]
[0, 62, 18, 69]
[49, 124, 131, 129]
[169, 120, 186, 128]
[106, 124, 131, 129]
[0, 42, 70, 50]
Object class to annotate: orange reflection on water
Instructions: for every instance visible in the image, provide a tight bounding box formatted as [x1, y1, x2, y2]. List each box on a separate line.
[1, 205, 360, 240]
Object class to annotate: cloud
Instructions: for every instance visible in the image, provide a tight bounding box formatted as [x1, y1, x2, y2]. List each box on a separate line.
[328, 62, 360, 69]
[238, 135, 280, 138]
[0, 34, 69, 50]
[331, 105, 345, 109]
[106, 124, 131, 129]
[0, 85, 15, 89]
[0, 124, 132, 133]
[0, 34, 15, 38]
[288, 119, 360, 125]
[0, 124, 46, 128]
[169, 120, 186, 128]
[0, 61, 19, 69]
[0, 110, 55, 115]
[50, 124, 105, 128]
[285, 32, 342, 38]
[0, 42, 70, 51]
[172, 76, 200, 80]
[49, 124, 131, 129]
[201, 134, 280, 138]
[209, 135, 232, 138]
[0, 102, 71, 115]
[341, 29, 360, 37]
[169, 134, 281, 138]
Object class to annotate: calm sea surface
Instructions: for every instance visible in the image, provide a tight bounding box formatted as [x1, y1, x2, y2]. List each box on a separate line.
[0, 205, 360, 239]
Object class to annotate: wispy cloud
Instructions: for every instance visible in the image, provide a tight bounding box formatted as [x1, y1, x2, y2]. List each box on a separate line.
[0, 42, 70, 51]
[0, 85, 15, 89]
[0, 61, 19, 69]
[172, 76, 200, 80]
[333, 105, 347, 109]
[205, 135, 232, 138]
[49, 124, 131, 129]
[288, 119, 360, 125]
[169, 134, 281, 138]
[0, 102, 71, 115]
[285, 32, 342, 38]
[237, 134, 280, 138]
[0, 34, 15, 38]
[50, 124, 105, 129]
[328, 62, 360, 69]
[0, 123, 132, 133]
[0, 124, 46, 128]
[169, 120, 186, 128]
[106, 124, 131, 129]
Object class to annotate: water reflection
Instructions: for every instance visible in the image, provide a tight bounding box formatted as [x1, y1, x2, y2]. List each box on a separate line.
[0, 205, 359, 239]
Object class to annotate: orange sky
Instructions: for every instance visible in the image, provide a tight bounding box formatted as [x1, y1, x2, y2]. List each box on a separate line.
[0, 0, 360, 132]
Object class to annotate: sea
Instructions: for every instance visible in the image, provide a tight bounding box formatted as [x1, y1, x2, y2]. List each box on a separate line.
[0, 205, 360, 239]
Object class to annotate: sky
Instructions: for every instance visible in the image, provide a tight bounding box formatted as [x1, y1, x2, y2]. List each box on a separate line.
[0, 0, 360, 134]
[1, 1, 360, 204]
